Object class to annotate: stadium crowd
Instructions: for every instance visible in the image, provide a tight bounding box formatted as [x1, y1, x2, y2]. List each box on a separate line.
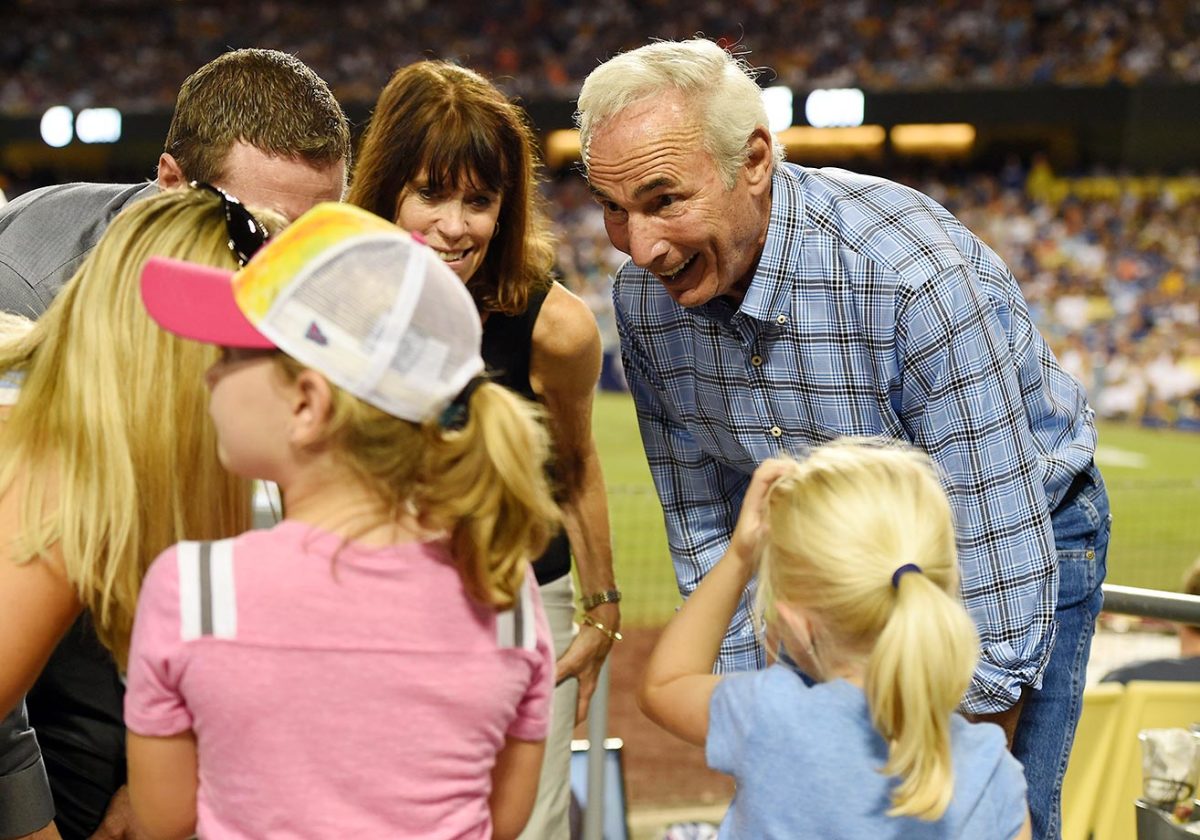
[548, 165, 1200, 429]
[3, 157, 1197, 429]
[4, 0, 1200, 114]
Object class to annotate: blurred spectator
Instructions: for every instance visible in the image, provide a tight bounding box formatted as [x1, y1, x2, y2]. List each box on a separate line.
[1102, 556, 1200, 684]
[547, 175, 628, 391]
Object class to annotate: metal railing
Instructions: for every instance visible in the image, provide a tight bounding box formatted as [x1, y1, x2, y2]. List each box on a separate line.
[1101, 584, 1200, 624]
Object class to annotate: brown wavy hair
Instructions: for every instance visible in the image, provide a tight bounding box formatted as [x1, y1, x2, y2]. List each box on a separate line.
[347, 61, 555, 315]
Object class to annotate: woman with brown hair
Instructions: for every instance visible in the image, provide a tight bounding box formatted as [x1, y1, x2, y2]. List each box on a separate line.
[348, 61, 618, 838]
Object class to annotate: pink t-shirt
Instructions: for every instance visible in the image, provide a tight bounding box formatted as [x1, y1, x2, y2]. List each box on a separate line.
[124, 520, 554, 839]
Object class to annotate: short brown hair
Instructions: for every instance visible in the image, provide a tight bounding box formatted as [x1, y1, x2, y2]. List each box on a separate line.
[347, 61, 555, 316]
[164, 49, 351, 184]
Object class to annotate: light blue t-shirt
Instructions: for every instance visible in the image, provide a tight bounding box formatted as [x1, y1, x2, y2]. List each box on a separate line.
[708, 666, 1028, 839]
[0, 370, 22, 405]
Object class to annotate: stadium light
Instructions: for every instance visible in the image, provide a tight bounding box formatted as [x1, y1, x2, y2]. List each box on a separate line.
[890, 123, 976, 155]
[762, 86, 794, 133]
[804, 88, 865, 128]
[76, 108, 122, 144]
[777, 125, 886, 155]
[40, 106, 74, 148]
[545, 129, 582, 169]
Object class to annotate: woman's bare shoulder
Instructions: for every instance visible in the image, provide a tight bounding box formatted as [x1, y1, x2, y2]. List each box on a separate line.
[532, 282, 601, 367]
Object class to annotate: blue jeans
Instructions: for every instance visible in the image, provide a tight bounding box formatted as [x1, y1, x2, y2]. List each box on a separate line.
[1011, 462, 1111, 840]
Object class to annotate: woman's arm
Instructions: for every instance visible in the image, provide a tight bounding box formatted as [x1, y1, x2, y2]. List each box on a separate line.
[0, 483, 80, 718]
[125, 731, 197, 840]
[637, 459, 789, 747]
[530, 283, 618, 724]
[489, 736, 546, 840]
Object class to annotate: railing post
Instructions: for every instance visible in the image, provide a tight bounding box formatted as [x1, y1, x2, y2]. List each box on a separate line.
[582, 658, 611, 840]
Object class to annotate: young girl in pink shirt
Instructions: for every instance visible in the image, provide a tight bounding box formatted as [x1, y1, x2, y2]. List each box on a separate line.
[124, 202, 560, 840]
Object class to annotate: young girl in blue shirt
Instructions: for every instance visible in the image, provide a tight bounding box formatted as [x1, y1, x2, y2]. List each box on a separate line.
[640, 440, 1032, 839]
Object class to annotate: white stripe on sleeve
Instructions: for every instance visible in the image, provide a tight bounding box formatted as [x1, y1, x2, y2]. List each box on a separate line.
[209, 538, 238, 639]
[177, 542, 201, 641]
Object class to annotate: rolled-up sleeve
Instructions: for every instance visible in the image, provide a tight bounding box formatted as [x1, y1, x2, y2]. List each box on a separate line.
[0, 700, 55, 839]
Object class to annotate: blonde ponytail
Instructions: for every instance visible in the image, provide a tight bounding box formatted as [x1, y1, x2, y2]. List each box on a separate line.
[295, 359, 560, 610]
[756, 439, 979, 821]
[419, 382, 560, 608]
[867, 569, 979, 819]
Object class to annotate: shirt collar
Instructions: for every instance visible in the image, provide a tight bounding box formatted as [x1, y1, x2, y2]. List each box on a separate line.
[697, 164, 807, 326]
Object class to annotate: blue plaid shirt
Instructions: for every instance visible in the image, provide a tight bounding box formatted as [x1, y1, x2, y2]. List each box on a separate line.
[614, 163, 1097, 714]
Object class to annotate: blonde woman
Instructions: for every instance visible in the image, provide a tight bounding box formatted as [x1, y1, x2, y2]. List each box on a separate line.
[126, 202, 559, 839]
[0, 186, 279, 836]
[639, 441, 1032, 839]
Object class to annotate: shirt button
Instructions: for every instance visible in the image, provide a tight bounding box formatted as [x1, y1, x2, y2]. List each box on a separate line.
[769, 426, 782, 438]
[776, 315, 788, 325]
[751, 355, 763, 366]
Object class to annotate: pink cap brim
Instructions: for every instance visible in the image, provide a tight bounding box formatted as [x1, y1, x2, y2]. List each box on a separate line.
[141, 257, 275, 349]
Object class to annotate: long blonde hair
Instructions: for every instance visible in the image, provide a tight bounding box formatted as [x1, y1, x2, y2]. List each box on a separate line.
[0, 188, 281, 667]
[755, 440, 980, 821]
[275, 356, 559, 608]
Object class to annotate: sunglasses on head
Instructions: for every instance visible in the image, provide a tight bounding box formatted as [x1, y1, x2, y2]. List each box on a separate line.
[189, 181, 269, 267]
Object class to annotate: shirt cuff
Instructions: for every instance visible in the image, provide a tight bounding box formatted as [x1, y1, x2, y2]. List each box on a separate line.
[0, 757, 55, 839]
[962, 623, 1057, 716]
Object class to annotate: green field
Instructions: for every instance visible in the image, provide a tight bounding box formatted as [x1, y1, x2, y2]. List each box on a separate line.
[591, 392, 1200, 626]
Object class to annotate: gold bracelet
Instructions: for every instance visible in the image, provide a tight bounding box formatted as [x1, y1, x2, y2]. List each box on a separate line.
[580, 588, 622, 610]
[581, 614, 623, 642]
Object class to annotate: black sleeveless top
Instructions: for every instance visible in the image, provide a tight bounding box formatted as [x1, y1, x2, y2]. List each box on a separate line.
[480, 286, 572, 585]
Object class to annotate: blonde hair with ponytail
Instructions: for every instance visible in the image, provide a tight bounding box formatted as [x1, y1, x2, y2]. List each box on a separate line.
[275, 357, 560, 609]
[754, 439, 980, 821]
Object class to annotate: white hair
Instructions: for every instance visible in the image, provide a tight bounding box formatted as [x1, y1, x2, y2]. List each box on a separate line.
[575, 39, 786, 189]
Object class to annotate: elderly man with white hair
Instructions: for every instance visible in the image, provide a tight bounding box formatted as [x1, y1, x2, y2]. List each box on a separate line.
[577, 38, 1108, 840]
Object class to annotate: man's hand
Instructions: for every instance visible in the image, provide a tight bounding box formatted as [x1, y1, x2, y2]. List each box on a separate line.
[88, 785, 148, 840]
[965, 690, 1025, 749]
[555, 603, 620, 725]
[15, 822, 63, 840]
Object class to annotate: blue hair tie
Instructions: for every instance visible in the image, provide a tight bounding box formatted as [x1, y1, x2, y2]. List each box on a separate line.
[438, 375, 488, 430]
[891, 563, 923, 589]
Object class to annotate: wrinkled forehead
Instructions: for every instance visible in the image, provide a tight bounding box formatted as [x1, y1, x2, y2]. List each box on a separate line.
[585, 106, 708, 197]
[586, 95, 701, 156]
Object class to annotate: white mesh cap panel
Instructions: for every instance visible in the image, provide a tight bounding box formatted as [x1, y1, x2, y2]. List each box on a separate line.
[257, 234, 484, 422]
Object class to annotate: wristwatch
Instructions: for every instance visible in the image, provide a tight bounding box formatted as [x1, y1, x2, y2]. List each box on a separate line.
[580, 588, 622, 610]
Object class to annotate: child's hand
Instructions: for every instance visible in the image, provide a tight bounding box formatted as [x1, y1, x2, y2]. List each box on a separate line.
[728, 458, 793, 573]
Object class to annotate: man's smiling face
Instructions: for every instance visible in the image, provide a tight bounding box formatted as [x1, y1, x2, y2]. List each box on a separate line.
[586, 93, 772, 308]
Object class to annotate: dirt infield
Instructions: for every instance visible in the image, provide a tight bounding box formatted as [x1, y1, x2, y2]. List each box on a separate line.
[578, 627, 734, 808]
